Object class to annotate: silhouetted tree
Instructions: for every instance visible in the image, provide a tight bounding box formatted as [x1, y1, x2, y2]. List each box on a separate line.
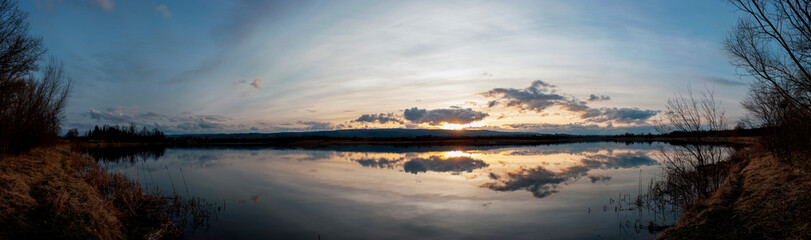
[726, 0, 811, 162]
[65, 128, 79, 139]
[0, 0, 71, 154]
[85, 124, 165, 142]
[653, 87, 730, 209]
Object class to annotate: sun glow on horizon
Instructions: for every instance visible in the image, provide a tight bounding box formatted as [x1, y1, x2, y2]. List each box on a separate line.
[442, 151, 474, 159]
[439, 122, 485, 130]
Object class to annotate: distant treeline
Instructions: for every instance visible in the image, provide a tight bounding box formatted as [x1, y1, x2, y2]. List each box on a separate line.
[79, 124, 166, 142]
[610, 126, 764, 139]
[662, 127, 764, 138]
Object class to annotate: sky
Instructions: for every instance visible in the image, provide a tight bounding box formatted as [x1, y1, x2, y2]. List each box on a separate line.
[21, 0, 749, 135]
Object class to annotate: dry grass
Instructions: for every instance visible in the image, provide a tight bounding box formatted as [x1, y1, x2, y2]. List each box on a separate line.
[0, 144, 184, 240]
[657, 146, 811, 239]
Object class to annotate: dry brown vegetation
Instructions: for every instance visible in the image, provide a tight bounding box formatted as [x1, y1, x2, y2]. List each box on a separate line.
[0, 144, 185, 239]
[0, 0, 71, 154]
[657, 145, 811, 239]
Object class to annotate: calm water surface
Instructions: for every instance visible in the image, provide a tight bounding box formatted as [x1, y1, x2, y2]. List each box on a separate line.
[98, 142, 677, 239]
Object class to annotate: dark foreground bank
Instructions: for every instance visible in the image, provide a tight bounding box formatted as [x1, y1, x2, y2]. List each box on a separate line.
[657, 145, 811, 239]
[0, 144, 212, 240]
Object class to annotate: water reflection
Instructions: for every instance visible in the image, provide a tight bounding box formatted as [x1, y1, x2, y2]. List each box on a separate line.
[84, 146, 165, 163]
[89, 142, 671, 239]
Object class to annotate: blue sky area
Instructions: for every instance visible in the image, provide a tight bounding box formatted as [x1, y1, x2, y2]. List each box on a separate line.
[21, 0, 748, 134]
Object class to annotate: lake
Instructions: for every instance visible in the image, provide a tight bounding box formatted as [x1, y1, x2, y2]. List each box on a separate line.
[94, 142, 679, 240]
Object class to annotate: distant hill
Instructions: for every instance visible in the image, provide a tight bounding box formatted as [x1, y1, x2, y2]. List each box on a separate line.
[170, 129, 546, 139]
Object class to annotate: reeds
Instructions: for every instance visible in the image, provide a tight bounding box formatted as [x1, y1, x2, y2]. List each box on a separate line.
[0, 144, 218, 239]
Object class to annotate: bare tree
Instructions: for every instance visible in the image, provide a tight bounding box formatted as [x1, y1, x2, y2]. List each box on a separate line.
[0, 0, 70, 154]
[653, 87, 730, 210]
[726, 0, 811, 162]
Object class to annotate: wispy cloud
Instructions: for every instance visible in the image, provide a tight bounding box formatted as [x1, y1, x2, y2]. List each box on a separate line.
[89, 0, 114, 11]
[154, 4, 172, 18]
[504, 122, 656, 135]
[702, 77, 746, 86]
[84, 107, 232, 133]
[232, 78, 262, 89]
[250, 78, 262, 89]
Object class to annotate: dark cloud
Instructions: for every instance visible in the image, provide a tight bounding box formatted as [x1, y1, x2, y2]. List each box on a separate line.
[403, 107, 488, 125]
[353, 113, 404, 124]
[505, 122, 657, 135]
[482, 80, 659, 124]
[579, 107, 660, 124]
[403, 156, 489, 174]
[587, 94, 611, 102]
[481, 80, 586, 112]
[702, 77, 746, 86]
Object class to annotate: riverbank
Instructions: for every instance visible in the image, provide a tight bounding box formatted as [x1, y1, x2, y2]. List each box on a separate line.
[657, 145, 811, 239]
[0, 144, 183, 239]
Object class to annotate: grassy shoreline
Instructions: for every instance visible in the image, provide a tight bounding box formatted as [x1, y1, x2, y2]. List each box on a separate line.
[657, 145, 811, 239]
[0, 144, 185, 239]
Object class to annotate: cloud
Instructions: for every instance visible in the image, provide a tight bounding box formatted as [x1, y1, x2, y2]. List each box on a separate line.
[353, 113, 404, 124]
[403, 156, 489, 174]
[295, 121, 335, 131]
[250, 78, 262, 89]
[403, 107, 488, 125]
[84, 107, 233, 133]
[587, 94, 611, 102]
[702, 77, 746, 86]
[154, 4, 172, 18]
[504, 122, 657, 135]
[89, 0, 114, 11]
[579, 107, 660, 124]
[481, 80, 586, 112]
[89, 107, 137, 122]
[482, 80, 659, 124]
[231, 78, 262, 89]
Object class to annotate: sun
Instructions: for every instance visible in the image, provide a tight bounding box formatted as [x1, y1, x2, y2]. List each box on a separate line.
[440, 123, 467, 130]
[438, 122, 485, 130]
[442, 151, 474, 158]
